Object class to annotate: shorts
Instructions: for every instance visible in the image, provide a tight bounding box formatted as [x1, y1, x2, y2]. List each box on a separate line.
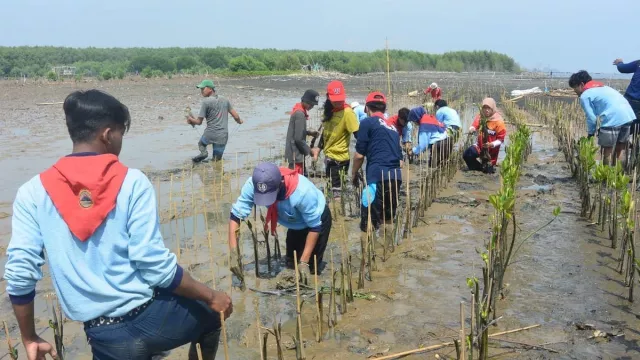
[360, 179, 402, 232]
[598, 124, 631, 148]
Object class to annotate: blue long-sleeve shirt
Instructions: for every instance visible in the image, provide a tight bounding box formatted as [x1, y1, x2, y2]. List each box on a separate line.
[4, 169, 180, 322]
[436, 107, 462, 129]
[616, 60, 640, 101]
[579, 86, 636, 135]
[353, 105, 367, 122]
[231, 176, 325, 230]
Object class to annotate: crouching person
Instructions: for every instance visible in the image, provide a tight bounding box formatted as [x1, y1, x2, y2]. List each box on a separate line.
[228, 162, 332, 284]
[4, 89, 232, 360]
[464, 97, 507, 173]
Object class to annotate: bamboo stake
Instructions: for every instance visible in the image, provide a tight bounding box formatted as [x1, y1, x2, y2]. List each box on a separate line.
[460, 302, 466, 360]
[196, 343, 204, 360]
[256, 300, 265, 360]
[220, 311, 230, 360]
[3, 321, 17, 360]
[293, 250, 306, 359]
[314, 255, 322, 342]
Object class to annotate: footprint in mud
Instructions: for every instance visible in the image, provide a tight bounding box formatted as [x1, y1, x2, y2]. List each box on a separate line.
[456, 181, 485, 191]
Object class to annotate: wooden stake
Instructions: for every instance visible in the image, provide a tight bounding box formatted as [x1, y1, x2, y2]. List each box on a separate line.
[220, 311, 230, 360]
[293, 250, 306, 359]
[314, 255, 322, 342]
[3, 321, 17, 360]
[196, 343, 204, 360]
[460, 302, 466, 360]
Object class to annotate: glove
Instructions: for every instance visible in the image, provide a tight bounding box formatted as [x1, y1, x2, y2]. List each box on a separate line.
[298, 261, 311, 285]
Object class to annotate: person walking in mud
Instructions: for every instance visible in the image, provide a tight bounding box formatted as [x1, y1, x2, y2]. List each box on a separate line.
[351, 92, 403, 238]
[227, 162, 332, 284]
[311, 80, 359, 199]
[4, 89, 232, 360]
[463, 97, 506, 173]
[569, 70, 636, 166]
[187, 79, 243, 163]
[285, 89, 320, 175]
[407, 106, 448, 166]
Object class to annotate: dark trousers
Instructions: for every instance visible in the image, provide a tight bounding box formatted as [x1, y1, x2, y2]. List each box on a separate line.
[360, 179, 402, 232]
[84, 291, 220, 360]
[463, 145, 484, 172]
[325, 158, 350, 197]
[286, 205, 332, 270]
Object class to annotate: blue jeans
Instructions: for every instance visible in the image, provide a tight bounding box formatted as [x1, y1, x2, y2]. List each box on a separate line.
[199, 136, 226, 161]
[84, 291, 221, 360]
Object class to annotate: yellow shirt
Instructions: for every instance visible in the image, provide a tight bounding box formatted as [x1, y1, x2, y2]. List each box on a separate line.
[322, 108, 359, 162]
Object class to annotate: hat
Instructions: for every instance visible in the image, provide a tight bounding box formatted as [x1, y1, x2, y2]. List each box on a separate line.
[252, 162, 282, 206]
[327, 80, 346, 102]
[197, 79, 216, 89]
[430, 82, 438, 89]
[302, 89, 320, 105]
[350, 101, 360, 108]
[365, 91, 387, 104]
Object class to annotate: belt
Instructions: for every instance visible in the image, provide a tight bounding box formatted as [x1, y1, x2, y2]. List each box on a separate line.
[84, 291, 157, 329]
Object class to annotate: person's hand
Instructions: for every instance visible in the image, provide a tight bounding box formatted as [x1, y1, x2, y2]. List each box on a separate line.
[613, 58, 624, 65]
[311, 147, 320, 161]
[307, 130, 319, 137]
[468, 126, 476, 134]
[229, 249, 240, 273]
[23, 336, 57, 360]
[298, 261, 311, 285]
[404, 142, 413, 152]
[483, 142, 493, 149]
[400, 160, 405, 168]
[235, 118, 244, 125]
[351, 172, 360, 187]
[206, 290, 233, 319]
[186, 117, 193, 125]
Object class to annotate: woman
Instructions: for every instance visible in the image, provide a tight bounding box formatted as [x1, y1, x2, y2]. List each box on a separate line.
[311, 80, 359, 199]
[463, 98, 507, 173]
[407, 106, 448, 166]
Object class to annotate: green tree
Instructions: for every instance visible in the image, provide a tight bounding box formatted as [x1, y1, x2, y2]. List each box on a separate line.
[200, 50, 227, 69]
[175, 56, 198, 71]
[101, 70, 113, 80]
[46, 71, 58, 81]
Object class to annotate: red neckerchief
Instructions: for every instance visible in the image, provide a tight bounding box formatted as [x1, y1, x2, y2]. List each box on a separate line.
[370, 112, 385, 119]
[264, 167, 300, 235]
[583, 80, 605, 92]
[291, 103, 309, 120]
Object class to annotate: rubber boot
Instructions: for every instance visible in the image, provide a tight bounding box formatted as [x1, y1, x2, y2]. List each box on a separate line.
[192, 142, 208, 163]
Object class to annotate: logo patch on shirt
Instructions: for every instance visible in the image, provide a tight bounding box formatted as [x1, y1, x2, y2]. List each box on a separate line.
[78, 189, 93, 208]
[257, 182, 268, 193]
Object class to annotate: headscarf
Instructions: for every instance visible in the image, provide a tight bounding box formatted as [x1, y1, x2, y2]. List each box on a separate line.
[407, 107, 426, 123]
[481, 98, 504, 122]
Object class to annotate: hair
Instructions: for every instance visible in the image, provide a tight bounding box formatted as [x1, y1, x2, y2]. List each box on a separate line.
[434, 99, 447, 108]
[322, 97, 333, 122]
[569, 70, 592, 88]
[63, 89, 131, 143]
[366, 102, 386, 113]
[398, 107, 410, 121]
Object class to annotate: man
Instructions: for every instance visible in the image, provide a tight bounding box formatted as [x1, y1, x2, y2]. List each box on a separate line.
[351, 101, 368, 122]
[424, 82, 442, 102]
[569, 70, 636, 165]
[285, 89, 320, 175]
[407, 107, 448, 166]
[614, 58, 640, 132]
[4, 89, 232, 360]
[434, 99, 462, 150]
[386, 107, 413, 152]
[311, 80, 359, 199]
[352, 92, 403, 234]
[228, 162, 331, 284]
[187, 79, 243, 163]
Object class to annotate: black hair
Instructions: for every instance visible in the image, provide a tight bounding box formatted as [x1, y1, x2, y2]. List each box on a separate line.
[366, 102, 387, 113]
[434, 99, 447, 108]
[322, 97, 333, 122]
[398, 107, 410, 121]
[568, 70, 592, 88]
[63, 89, 131, 143]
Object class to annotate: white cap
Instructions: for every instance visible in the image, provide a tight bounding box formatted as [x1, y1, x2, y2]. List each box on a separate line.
[430, 83, 438, 89]
[350, 101, 360, 108]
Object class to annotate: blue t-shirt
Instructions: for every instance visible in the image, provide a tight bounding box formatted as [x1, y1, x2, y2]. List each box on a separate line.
[355, 114, 403, 184]
[616, 60, 640, 101]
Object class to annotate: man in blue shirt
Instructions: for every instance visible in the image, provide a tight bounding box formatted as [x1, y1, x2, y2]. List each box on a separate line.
[570, 70, 636, 165]
[351, 92, 403, 233]
[351, 101, 368, 122]
[4, 89, 232, 360]
[614, 58, 640, 132]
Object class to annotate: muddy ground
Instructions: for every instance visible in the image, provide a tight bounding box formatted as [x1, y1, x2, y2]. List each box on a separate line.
[0, 73, 638, 359]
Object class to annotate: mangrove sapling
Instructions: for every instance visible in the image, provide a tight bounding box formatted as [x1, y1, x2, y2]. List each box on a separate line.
[47, 294, 65, 360]
[246, 219, 261, 277]
[576, 137, 597, 217]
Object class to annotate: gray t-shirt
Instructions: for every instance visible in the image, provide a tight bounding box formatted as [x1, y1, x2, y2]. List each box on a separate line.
[199, 95, 233, 145]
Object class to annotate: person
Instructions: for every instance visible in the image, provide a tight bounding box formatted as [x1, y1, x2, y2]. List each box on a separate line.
[569, 70, 636, 165]
[351, 101, 368, 122]
[351, 92, 403, 234]
[4, 89, 232, 360]
[285, 89, 320, 175]
[424, 82, 442, 102]
[463, 97, 507, 173]
[228, 162, 332, 284]
[187, 79, 243, 163]
[613, 59, 640, 132]
[386, 107, 414, 152]
[434, 99, 462, 153]
[407, 106, 448, 166]
[311, 80, 359, 199]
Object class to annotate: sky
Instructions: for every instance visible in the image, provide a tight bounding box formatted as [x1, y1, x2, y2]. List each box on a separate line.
[1, 0, 639, 74]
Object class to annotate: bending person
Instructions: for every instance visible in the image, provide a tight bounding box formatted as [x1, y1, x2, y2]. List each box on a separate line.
[407, 106, 448, 166]
[463, 98, 506, 173]
[386, 107, 413, 152]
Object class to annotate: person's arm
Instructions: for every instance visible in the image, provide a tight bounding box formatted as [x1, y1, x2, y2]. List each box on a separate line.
[402, 121, 413, 143]
[469, 115, 480, 132]
[345, 110, 360, 138]
[228, 179, 255, 249]
[292, 112, 311, 156]
[229, 109, 243, 124]
[616, 60, 639, 74]
[187, 102, 207, 126]
[297, 192, 323, 264]
[491, 123, 507, 148]
[580, 95, 598, 135]
[413, 132, 431, 155]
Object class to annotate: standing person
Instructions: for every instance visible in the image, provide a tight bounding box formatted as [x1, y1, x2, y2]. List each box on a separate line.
[463, 97, 507, 173]
[613, 58, 640, 132]
[4, 89, 232, 360]
[227, 162, 332, 283]
[424, 82, 442, 102]
[187, 79, 243, 163]
[569, 70, 636, 165]
[407, 106, 448, 166]
[351, 92, 403, 234]
[351, 101, 368, 122]
[285, 89, 320, 175]
[311, 80, 359, 199]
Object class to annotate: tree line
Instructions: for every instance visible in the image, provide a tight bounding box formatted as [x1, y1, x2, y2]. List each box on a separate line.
[0, 46, 521, 79]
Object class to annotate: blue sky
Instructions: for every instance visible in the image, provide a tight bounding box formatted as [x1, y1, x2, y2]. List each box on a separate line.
[1, 0, 638, 73]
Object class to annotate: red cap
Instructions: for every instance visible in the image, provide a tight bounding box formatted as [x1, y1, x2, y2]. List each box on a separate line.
[327, 80, 346, 102]
[365, 91, 386, 104]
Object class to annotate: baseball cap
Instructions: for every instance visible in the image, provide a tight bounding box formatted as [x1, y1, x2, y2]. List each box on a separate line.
[350, 101, 360, 108]
[430, 82, 438, 89]
[365, 91, 387, 105]
[301, 89, 320, 105]
[252, 162, 282, 206]
[327, 80, 346, 102]
[197, 79, 216, 89]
